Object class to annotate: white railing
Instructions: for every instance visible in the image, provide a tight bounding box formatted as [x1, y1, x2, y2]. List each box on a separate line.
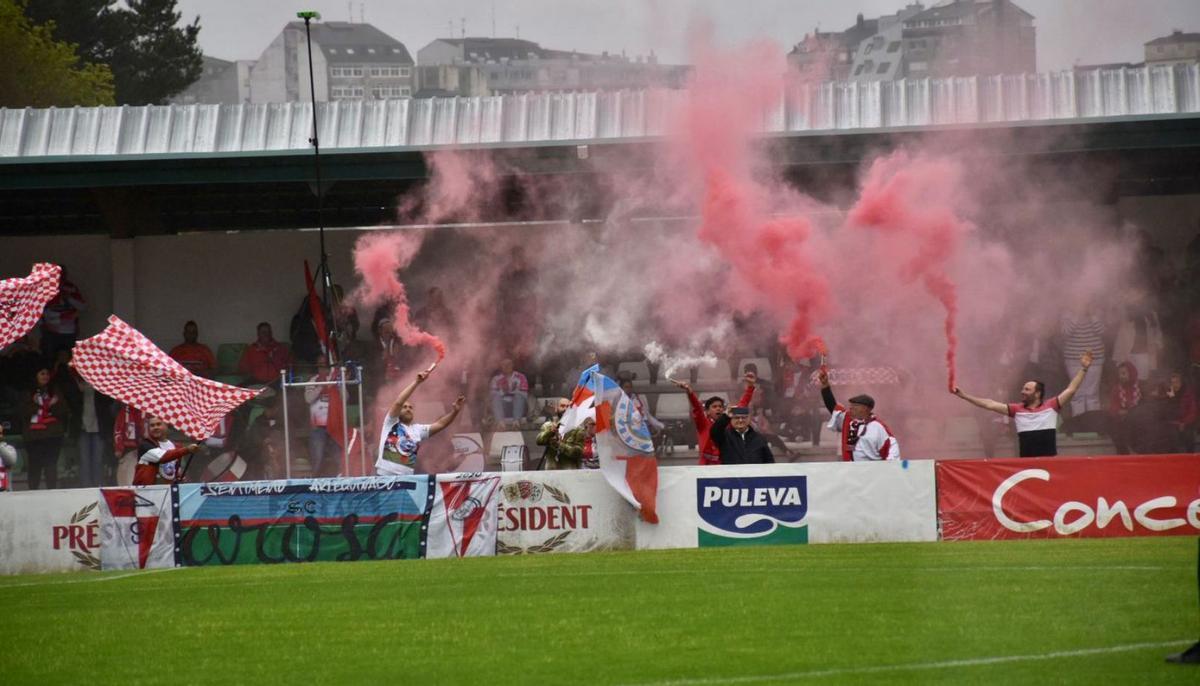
[2, 64, 1198, 158]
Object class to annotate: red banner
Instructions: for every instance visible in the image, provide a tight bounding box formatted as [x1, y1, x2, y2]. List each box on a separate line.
[937, 454, 1200, 540]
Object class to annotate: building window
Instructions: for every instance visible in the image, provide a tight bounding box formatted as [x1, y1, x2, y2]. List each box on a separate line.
[346, 48, 355, 55]
[887, 41, 901, 53]
[876, 62, 890, 74]
[392, 47, 401, 53]
[367, 48, 376, 54]
[399, 67, 411, 77]
[370, 67, 381, 77]
[854, 64, 866, 76]
[400, 87, 411, 96]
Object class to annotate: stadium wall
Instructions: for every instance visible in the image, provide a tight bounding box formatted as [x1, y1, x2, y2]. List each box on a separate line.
[3, 456, 1198, 575]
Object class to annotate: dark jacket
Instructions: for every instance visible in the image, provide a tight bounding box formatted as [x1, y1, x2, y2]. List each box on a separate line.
[709, 413, 774, 465]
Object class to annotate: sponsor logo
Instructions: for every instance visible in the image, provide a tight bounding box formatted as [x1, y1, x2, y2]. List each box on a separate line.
[696, 476, 808, 547]
[993, 469, 1200, 536]
[614, 393, 654, 453]
[51, 502, 100, 570]
[450, 496, 482, 522]
[497, 480, 593, 554]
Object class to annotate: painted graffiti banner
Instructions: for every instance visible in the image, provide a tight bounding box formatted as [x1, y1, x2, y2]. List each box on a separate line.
[497, 470, 636, 555]
[938, 454, 1200, 541]
[636, 462, 937, 550]
[99, 485, 176, 570]
[0, 488, 101, 575]
[176, 476, 433, 565]
[426, 473, 502, 559]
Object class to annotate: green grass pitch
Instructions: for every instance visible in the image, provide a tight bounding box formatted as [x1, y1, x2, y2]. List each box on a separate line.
[1, 537, 1197, 685]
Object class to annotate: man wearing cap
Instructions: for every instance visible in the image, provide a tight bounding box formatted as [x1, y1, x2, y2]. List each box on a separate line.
[709, 400, 775, 465]
[818, 367, 900, 461]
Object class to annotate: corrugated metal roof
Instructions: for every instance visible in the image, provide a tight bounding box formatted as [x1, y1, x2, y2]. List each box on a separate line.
[1, 65, 1197, 160]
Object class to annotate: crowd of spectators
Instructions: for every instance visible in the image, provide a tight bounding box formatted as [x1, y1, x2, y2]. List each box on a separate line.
[3, 233, 1199, 490]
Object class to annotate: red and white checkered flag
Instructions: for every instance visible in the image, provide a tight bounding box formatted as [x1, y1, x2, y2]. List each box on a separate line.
[71, 315, 261, 440]
[0, 263, 61, 349]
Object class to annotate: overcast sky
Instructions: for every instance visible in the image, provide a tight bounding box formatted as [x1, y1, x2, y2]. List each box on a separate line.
[177, 0, 1200, 71]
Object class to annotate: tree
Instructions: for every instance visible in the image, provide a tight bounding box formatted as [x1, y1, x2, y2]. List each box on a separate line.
[24, 0, 202, 105]
[0, 0, 115, 107]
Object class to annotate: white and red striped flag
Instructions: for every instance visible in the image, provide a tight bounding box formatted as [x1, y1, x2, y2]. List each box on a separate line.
[0, 263, 61, 349]
[71, 315, 261, 440]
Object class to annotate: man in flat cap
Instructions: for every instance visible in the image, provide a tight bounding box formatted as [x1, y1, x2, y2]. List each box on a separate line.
[709, 376, 775, 465]
[817, 367, 901, 461]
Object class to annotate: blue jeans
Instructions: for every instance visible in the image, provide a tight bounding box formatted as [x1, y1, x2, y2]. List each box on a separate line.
[491, 392, 527, 423]
[78, 432, 105, 487]
[308, 426, 341, 477]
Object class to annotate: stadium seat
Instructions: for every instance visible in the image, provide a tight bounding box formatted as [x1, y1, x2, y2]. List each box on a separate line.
[695, 360, 733, 389]
[617, 361, 652, 389]
[215, 343, 247, 385]
[451, 433, 486, 471]
[216, 343, 246, 374]
[654, 393, 692, 421]
[737, 357, 773, 382]
[488, 431, 526, 458]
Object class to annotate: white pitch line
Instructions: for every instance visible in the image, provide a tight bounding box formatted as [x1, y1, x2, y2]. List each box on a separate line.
[0, 566, 179, 590]
[625, 640, 1193, 686]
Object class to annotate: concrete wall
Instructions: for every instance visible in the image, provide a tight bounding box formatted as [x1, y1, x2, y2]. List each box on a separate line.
[0, 230, 373, 352]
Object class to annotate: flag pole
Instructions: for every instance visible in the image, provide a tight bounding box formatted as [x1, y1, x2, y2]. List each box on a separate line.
[298, 10, 341, 358]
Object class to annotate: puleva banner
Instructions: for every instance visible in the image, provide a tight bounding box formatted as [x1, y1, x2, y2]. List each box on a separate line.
[426, 473, 501, 559]
[938, 454, 1200, 541]
[99, 485, 175, 570]
[636, 462, 937, 550]
[176, 476, 433, 565]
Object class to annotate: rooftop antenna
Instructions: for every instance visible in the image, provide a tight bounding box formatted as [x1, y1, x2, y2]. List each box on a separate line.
[516, 24, 520, 39]
[346, 2, 351, 22]
[296, 10, 341, 356]
[360, 2, 365, 23]
[491, 0, 496, 37]
[461, 17, 466, 38]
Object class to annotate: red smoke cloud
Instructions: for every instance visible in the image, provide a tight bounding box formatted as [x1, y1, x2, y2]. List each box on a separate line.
[847, 152, 970, 391]
[353, 231, 445, 364]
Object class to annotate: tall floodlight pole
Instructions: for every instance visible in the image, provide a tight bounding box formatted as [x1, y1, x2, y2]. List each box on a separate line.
[297, 10, 340, 360]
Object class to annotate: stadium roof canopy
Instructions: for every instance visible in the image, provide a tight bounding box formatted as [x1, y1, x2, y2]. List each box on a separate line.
[2, 65, 1199, 236]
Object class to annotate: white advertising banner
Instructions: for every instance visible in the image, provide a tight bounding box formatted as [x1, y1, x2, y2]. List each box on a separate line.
[497, 470, 636, 554]
[0, 488, 102, 575]
[635, 461, 937, 550]
[426, 473, 502, 559]
[98, 486, 177, 570]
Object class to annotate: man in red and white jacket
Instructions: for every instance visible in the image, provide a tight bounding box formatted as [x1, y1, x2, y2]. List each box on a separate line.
[818, 367, 900, 461]
[133, 416, 199, 486]
[670, 373, 757, 465]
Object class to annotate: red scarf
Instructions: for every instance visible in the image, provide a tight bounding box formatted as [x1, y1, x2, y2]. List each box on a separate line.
[29, 389, 59, 431]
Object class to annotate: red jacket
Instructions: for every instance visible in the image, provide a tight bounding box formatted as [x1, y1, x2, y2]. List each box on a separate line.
[238, 340, 290, 384]
[689, 386, 756, 465]
[132, 439, 190, 486]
